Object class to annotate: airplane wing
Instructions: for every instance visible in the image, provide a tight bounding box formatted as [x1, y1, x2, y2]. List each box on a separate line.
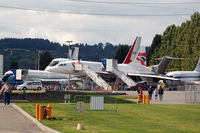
[127, 73, 180, 81]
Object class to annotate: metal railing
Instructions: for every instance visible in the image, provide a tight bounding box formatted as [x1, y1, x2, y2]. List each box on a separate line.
[74, 95, 117, 112]
[185, 84, 200, 104]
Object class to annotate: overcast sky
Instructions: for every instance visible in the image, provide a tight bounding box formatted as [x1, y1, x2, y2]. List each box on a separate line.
[0, 0, 199, 46]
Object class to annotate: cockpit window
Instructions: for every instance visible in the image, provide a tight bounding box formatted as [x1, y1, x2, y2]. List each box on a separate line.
[49, 61, 59, 66]
[59, 63, 67, 66]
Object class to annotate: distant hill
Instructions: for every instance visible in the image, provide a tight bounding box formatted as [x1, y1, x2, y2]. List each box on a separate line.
[0, 38, 121, 72]
[148, 12, 200, 71]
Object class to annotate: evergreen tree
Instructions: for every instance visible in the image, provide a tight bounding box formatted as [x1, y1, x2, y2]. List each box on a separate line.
[39, 51, 53, 70]
[9, 58, 19, 69]
[115, 45, 129, 63]
[148, 12, 200, 71]
[147, 34, 162, 66]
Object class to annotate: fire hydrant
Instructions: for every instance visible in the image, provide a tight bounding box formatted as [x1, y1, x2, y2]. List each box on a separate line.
[46, 104, 52, 119]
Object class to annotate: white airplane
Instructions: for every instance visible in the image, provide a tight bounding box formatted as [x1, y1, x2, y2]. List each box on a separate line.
[4, 47, 80, 82]
[45, 37, 173, 82]
[45, 37, 143, 75]
[166, 57, 200, 82]
[47, 47, 79, 68]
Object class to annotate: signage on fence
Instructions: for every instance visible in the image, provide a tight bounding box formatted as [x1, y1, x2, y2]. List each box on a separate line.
[77, 102, 84, 113]
[90, 96, 104, 110]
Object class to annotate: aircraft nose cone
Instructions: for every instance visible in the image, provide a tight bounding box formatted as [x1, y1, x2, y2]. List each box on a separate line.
[44, 66, 52, 71]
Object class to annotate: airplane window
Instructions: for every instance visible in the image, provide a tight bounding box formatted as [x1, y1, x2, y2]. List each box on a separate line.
[59, 63, 67, 66]
[49, 61, 59, 66]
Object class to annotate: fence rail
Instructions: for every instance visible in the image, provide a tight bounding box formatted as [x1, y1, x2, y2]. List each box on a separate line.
[185, 84, 200, 104]
[74, 95, 117, 112]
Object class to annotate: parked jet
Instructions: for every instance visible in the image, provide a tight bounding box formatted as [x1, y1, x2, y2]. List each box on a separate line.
[46, 47, 79, 69]
[45, 36, 182, 90]
[45, 37, 173, 80]
[45, 37, 143, 75]
[166, 57, 200, 81]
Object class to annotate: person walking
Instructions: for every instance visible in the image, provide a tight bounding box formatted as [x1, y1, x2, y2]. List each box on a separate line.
[0, 78, 12, 105]
[148, 86, 154, 101]
[159, 86, 164, 101]
[155, 87, 159, 101]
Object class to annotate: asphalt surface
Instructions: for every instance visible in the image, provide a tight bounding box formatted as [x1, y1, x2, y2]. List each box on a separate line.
[116, 91, 186, 104]
[0, 103, 46, 133]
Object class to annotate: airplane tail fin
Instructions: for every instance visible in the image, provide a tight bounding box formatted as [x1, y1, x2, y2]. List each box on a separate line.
[152, 56, 185, 75]
[70, 47, 79, 60]
[152, 56, 171, 75]
[194, 57, 200, 72]
[123, 37, 141, 65]
[134, 46, 147, 66]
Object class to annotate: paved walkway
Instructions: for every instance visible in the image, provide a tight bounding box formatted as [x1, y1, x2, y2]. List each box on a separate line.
[0, 104, 46, 133]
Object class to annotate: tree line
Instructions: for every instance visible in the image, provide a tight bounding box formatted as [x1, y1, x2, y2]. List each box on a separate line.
[148, 12, 200, 72]
[0, 38, 129, 72]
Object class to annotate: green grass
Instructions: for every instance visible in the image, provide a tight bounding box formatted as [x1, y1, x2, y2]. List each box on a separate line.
[16, 103, 200, 133]
[114, 95, 138, 99]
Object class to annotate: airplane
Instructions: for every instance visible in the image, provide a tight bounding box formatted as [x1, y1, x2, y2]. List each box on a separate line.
[166, 57, 200, 82]
[45, 37, 143, 75]
[46, 47, 79, 68]
[3, 47, 80, 83]
[45, 37, 176, 84]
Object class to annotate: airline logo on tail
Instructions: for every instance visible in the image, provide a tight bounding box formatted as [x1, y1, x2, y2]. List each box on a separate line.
[136, 52, 146, 66]
[123, 37, 141, 64]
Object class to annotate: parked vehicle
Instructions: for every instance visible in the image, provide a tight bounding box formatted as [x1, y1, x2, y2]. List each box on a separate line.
[16, 81, 42, 90]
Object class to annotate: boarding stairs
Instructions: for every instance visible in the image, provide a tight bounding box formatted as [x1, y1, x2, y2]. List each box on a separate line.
[109, 68, 136, 88]
[74, 64, 112, 91]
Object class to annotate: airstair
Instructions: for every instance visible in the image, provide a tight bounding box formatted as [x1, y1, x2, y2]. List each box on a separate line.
[74, 64, 112, 91]
[111, 68, 136, 87]
[106, 59, 136, 88]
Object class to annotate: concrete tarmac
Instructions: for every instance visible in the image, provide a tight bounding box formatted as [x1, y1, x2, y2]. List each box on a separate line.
[0, 103, 46, 133]
[116, 91, 186, 104]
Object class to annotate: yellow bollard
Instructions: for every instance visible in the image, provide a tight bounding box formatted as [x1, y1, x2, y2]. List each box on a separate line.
[138, 94, 141, 103]
[39, 105, 43, 121]
[46, 104, 52, 119]
[146, 94, 150, 104]
[143, 94, 146, 104]
[36, 104, 40, 120]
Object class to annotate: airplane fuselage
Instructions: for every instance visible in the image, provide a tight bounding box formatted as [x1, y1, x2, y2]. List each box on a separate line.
[166, 71, 200, 81]
[45, 60, 153, 76]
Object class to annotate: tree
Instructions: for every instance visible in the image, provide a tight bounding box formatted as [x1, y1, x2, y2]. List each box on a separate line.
[115, 45, 130, 63]
[147, 34, 162, 66]
[148, 12, 200, 71]
[39, 51, 52, 70]
[9, 58, 19, 69]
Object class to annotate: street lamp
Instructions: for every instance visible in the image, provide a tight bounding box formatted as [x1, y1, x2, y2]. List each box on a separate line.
[66, 41, 73, 58]
[66, 41, 73, 90]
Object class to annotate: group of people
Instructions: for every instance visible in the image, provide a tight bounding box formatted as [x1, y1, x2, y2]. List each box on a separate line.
[148, 85, 164, 101]
[137, 83, 164, 102]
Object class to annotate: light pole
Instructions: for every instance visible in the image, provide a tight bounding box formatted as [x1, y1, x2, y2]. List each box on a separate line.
[66, 41, 73, 90]
[66, 41, 73, 58]
[37, 50, 40, 70]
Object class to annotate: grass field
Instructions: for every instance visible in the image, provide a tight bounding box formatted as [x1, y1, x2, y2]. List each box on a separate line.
[16, 99, 200, 133]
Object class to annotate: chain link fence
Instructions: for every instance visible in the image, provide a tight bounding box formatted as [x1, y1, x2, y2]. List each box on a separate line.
[185, 84, 200, 104]
[74, 95, 117, 112]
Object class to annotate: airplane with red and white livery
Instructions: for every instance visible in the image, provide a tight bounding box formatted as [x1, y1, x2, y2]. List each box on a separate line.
[45, 37, 175, 83]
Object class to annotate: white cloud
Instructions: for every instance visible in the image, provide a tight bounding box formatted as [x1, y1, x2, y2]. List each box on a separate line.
[0, 0, 198, 46]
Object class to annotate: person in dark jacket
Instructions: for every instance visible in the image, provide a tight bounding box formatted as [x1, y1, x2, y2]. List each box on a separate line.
[148, 86, 154, 100]
[159, 86, 164, 101]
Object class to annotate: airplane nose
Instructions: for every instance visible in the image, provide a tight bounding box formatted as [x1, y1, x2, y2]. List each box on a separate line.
[45, 66, 54, 72]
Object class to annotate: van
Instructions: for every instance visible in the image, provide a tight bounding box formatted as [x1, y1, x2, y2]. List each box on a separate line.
[17, 81, 42, 90]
